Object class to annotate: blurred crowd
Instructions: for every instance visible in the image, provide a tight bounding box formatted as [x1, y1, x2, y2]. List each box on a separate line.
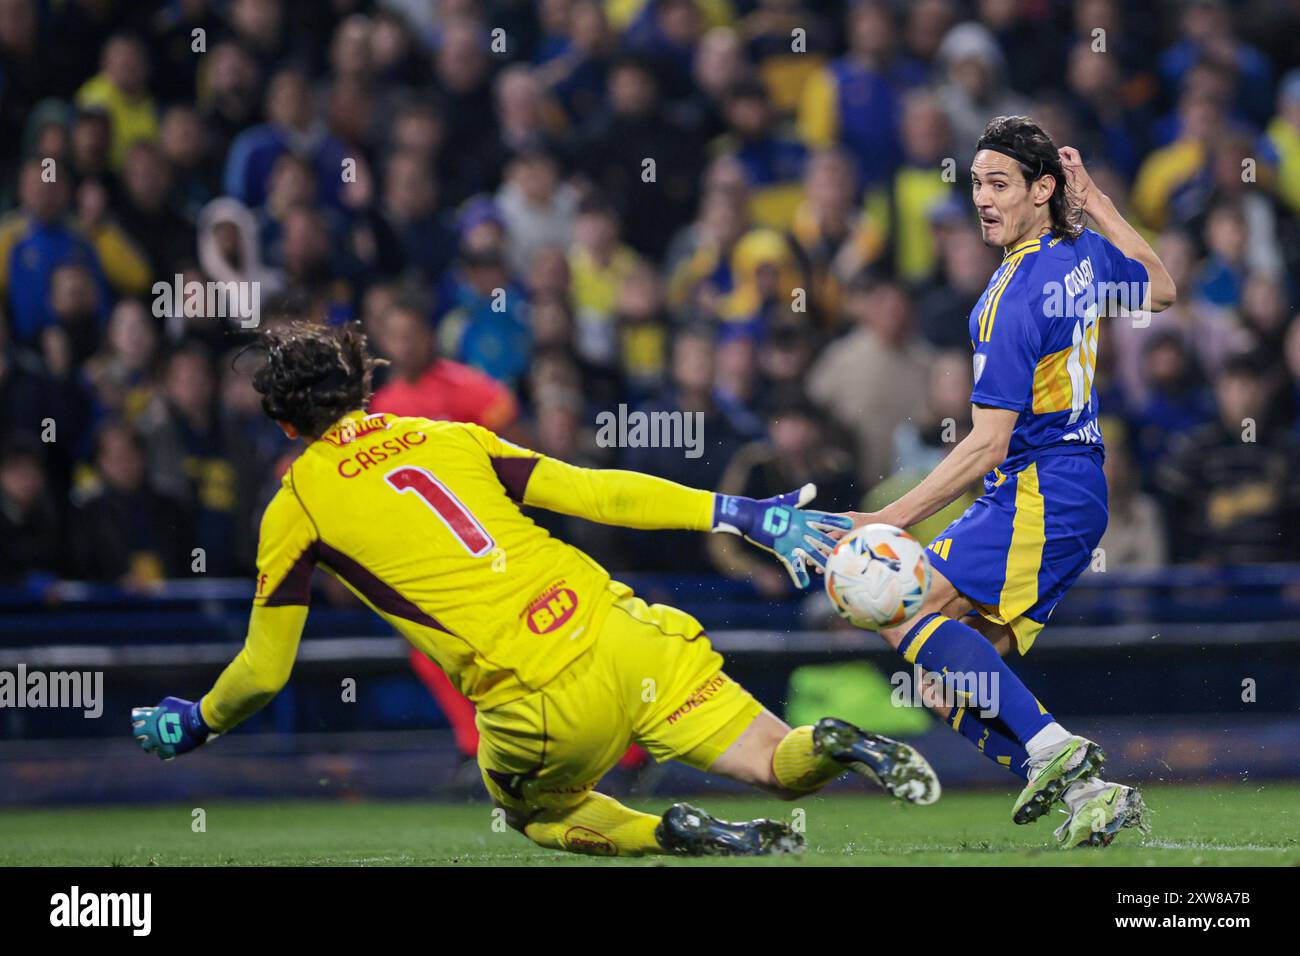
[2, 0, 1300, 596]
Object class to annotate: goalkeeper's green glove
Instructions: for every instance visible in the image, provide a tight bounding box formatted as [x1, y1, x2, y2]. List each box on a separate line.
[711, 483, 854, 589]
[131, 696, 215, 760]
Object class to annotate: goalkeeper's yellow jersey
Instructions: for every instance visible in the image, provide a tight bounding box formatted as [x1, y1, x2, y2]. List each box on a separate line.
[200, 410, 716, 732]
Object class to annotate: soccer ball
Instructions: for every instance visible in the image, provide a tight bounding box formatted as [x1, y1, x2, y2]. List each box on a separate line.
[824, 524, 931, 630]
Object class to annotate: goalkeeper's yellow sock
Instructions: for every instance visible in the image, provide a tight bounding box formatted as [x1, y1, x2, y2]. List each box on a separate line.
[523, 791, 664, 857]
[771, 725, 844, 792]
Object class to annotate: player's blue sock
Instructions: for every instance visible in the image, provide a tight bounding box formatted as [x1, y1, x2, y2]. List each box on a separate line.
[897, 612, 1053, 746]
[947, 707, 1029, 780]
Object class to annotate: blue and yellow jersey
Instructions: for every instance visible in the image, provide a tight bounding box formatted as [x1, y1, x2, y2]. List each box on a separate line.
[200, 411, 715, 731]
[968, 228, 1149, 473]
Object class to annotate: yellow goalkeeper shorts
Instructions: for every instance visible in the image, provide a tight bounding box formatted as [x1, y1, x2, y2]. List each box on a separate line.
[476, 584, 764, 813]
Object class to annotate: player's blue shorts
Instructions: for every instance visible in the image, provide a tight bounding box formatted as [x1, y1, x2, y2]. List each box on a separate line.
[924, 447, 1107, 655]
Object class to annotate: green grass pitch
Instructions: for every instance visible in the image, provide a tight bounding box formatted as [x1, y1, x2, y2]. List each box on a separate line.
[2, 783, 1297, 866]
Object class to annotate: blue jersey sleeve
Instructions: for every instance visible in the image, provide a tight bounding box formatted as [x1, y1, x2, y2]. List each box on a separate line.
[970, 282, 1040, 413]
[1096, 232, 1149, 311]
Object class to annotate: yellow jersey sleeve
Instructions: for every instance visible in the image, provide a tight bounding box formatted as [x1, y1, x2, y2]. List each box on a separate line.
[463, 423, 716, 531]
[200, 604, 308, 732]
[200, 482, 318, 732]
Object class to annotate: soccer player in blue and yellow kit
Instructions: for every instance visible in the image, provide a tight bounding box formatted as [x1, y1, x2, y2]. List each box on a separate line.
[840, 117, 1178, 848]
[130, 322, 940, 858]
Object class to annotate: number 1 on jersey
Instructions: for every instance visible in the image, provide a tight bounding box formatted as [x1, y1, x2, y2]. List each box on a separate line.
[385, 466, 495, 557]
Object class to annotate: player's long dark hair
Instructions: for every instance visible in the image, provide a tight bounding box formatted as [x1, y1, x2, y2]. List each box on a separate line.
[251, 321, 387, 438]
[976, 115, 1085, 240]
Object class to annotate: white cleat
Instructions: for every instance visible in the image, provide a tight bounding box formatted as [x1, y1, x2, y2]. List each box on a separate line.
[1053, 780, 1151, 848]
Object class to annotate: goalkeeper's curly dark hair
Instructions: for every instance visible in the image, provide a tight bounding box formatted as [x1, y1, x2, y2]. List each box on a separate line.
[251, 321, 387, 439]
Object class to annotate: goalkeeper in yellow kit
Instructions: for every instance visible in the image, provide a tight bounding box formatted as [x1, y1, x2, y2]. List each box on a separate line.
[131, 323, 940, 857]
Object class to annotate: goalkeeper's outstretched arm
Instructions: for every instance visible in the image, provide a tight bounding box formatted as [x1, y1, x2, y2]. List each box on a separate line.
[130, 603, 307, 759]
[520, 454, 716, 530]
[131, 487, 315, 759]
[469, 424, 852, 587]
[200, 604, 307, 732]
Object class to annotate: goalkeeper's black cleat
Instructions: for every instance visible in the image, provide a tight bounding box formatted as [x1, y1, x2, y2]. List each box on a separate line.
[656, 803, 805, 857]
[812, 717, 941, 805]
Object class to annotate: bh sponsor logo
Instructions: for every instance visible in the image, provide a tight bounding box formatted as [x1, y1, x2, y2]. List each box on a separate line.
[524, 581, 579, 634]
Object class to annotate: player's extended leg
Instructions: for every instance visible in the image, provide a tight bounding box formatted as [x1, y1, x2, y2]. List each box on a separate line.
[476, 647, 805, 858]
[485, 765, 802, 859]
[877, 566, 1104, 823]
[507, 792, 664, 857]
[704, 708, 941, 804]
[599, 587, 941, 812]
[872, 566, 1150, 846]
[877, 579, 1033, 779]
[646, 707, 941, 856]
[478, 729, 690, 856]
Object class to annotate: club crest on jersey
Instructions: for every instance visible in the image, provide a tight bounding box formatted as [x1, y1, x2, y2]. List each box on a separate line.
[523, 581, 579, 634]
